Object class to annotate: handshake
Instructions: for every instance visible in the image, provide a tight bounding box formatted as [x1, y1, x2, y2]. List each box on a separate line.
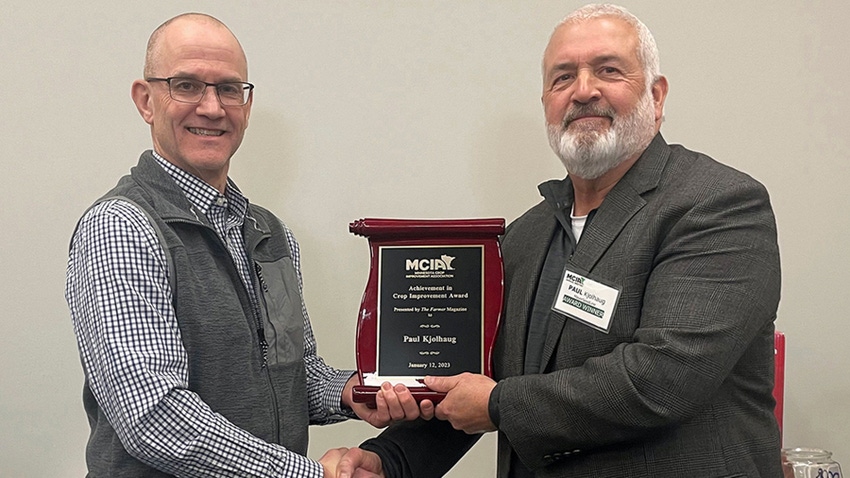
[318, 447, 382, 478]
[321, 373, 499, 477]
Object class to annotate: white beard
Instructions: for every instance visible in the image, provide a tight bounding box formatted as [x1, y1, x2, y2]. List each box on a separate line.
[547, 89, 657, 180]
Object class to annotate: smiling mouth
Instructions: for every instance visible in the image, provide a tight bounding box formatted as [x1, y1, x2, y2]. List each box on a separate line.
[566, 116, 610, 129]
[570, 114, 608, 122]
[188, 127, 224, 137]
[563, 105, 615, 128]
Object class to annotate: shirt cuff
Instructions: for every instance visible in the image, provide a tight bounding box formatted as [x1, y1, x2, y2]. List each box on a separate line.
[488, 380, 502, 428]
[324, 369, 358, 419]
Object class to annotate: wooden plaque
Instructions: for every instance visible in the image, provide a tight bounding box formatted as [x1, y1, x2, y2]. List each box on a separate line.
[349, 218, 504, 405]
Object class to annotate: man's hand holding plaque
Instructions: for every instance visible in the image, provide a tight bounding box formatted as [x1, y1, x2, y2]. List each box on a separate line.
[419, 373, 498, 434]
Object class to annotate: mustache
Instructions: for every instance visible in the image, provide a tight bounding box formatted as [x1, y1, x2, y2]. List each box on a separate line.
[562, 104, 616, 126]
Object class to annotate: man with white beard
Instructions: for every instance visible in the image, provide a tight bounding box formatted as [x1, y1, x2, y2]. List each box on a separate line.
[336, 4, 782, 477]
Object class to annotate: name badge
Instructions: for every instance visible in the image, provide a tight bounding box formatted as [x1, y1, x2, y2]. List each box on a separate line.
[552, 268, 621, 333]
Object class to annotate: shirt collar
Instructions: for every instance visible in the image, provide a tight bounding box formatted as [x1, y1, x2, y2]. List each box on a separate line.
[538, 176, 574, 233]
[151, 151, 249, 220]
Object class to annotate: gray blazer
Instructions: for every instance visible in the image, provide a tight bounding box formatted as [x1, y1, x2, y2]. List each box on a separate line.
[364, 134, 782, 477]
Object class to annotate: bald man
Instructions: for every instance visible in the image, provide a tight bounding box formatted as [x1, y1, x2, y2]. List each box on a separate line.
[66, 13, 415, 477]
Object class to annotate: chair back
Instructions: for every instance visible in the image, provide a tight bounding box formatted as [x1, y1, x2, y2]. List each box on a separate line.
[774, 331, 786, 443]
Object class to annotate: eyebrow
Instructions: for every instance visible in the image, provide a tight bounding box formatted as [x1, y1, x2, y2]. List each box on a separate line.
[591, 55, 626, 66]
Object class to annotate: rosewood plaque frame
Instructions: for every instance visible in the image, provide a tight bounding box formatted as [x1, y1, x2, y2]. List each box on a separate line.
[349, 218, 504, 405]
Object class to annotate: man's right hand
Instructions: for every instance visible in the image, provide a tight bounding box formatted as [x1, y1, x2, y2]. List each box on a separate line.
[319, 447, 349, 477]
[335, 447, 384, 478]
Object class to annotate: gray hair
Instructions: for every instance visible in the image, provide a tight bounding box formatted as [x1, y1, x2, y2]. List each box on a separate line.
[552, 4, 661, 88]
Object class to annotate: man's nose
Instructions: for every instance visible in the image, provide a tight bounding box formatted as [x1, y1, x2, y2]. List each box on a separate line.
[195, 86, 226, 116]
[572, 70, 601, 104]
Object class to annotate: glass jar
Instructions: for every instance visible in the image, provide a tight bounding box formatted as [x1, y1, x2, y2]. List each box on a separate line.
[782, 448, 842, 478]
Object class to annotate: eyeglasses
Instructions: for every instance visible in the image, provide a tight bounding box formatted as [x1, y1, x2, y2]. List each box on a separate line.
[146, 77, 254, 106]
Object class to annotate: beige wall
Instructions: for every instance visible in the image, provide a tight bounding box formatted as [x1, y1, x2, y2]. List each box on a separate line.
[1, 1, 848, 476]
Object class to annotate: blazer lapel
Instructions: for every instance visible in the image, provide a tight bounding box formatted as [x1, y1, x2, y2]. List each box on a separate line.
[570, 134, 670, 273]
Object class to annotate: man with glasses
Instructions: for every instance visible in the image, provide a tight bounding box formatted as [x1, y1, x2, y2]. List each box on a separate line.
[66, 13, 416, 477]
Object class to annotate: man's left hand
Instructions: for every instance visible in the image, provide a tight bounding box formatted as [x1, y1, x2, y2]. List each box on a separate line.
[343, 375, 421, 428]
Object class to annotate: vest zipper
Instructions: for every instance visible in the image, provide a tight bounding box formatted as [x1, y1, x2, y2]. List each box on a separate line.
[254, 260, 281, 444]
[254, 261, 270, 368]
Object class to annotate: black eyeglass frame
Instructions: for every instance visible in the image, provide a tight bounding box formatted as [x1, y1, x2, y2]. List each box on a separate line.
[146, 77, 255, 106]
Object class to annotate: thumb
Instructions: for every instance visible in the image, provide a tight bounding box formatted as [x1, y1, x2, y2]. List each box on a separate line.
[423, 375, 455, 393]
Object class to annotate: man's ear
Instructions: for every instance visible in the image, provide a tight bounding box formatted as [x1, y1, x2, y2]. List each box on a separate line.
[131, 79, 155, 125]
[651, 75, 669, 124]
